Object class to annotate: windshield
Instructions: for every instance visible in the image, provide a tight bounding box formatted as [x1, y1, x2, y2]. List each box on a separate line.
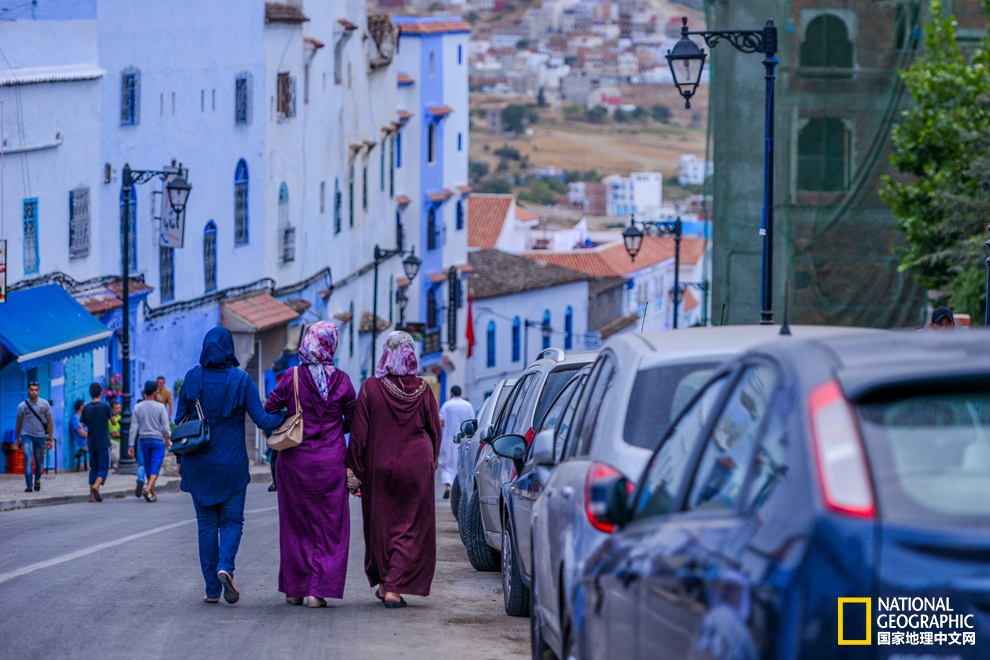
[623, 362, 719, 449]
[857, 389, 990, 525]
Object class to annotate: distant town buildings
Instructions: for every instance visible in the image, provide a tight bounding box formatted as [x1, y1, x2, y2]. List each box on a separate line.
[678, 154, 714, 187]
[603, 172, 662, 218]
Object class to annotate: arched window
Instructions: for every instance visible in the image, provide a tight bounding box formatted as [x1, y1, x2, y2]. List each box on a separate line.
[204, 221, 217, 292]
[120, 184, 137, 273]
[542, 309, 552, 350]
[512, 316, 521, 362]
[797, 117, 851, 192]
[427, 208, 438, 250]
[800, 14, 853, 75]
[564, 306, 573, 350]
[234, 159, 248, 245]
[486, 321, 496, 368]
[456, 200, 464, 230]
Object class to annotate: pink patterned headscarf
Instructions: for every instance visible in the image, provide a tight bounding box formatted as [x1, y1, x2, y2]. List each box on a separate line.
[375, 331, 419, 378]
[299, 321, 339, 399]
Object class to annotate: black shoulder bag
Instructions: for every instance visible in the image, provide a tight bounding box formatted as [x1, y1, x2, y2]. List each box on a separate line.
[170, 399, 211, 455]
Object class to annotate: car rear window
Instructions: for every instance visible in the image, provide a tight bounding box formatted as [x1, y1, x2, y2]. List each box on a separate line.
[857, 390, 990, 525]
[623, 362, 719, 449]
[533, 364, 585, 430]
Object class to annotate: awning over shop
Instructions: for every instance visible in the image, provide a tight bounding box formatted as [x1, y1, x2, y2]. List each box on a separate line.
[0, 284, 112, 371]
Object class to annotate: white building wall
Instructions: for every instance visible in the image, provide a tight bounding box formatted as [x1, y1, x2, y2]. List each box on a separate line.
[466, 280, 589, 405]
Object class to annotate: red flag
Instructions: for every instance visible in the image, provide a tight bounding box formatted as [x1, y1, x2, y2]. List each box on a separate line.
[466, 293, 476, 357]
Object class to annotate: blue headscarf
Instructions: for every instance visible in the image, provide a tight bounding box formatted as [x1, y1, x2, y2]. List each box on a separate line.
[182, 327, 247, 418]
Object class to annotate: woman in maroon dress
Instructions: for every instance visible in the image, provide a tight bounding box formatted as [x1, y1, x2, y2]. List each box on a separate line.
[265, 321, 356, 608]
[347, 331, 442, 608]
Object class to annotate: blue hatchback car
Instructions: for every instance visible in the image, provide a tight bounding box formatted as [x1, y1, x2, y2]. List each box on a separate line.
[578, 330, 990, 660]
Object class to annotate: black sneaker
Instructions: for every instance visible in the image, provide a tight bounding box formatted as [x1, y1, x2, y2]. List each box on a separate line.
[33, 482, 40, 491]
[24, 487, 32, 493]
[135, 480, 144, 498]
[443, 488, 451, 500]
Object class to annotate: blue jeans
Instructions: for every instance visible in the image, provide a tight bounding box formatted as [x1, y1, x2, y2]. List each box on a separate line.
[136, 445, 146, 484]
[192, 489, 246, 598]
[88, 447, 110, 485]
[20, 435, 46, 488]
[139, 439, 166, 476]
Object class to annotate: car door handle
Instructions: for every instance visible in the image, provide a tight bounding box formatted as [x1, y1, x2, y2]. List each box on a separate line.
[561, 486, 573, 499]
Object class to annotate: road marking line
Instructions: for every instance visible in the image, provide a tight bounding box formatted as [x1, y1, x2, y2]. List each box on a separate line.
[0, 506, 277, 585]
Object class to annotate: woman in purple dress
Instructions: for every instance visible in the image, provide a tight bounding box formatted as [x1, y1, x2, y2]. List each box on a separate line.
[265, 322, 356, 608]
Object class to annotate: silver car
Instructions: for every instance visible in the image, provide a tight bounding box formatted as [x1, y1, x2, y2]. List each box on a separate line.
[530, 326, 875, 660]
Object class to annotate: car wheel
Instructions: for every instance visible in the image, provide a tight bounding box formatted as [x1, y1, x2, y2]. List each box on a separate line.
[530, 556, 554, 660]
[464, 489, 500, 572]
[450, 478, 461, 520]
[502, 522, 530, 616]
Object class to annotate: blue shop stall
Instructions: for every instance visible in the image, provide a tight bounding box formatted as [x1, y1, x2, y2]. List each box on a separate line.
[0, 284, 112, 472]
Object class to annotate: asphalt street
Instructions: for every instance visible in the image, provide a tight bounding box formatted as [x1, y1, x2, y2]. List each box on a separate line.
[0, 480, 527, 660]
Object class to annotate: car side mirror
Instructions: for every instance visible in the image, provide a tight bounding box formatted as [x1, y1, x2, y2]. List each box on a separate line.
[460, 419, 478, 438]
[479, 425, 495, 444]
[526, 429, 556, 469]
[491, 434, 527, 461]
[454, 432, 464, 445]
[587, 475, 632, 531]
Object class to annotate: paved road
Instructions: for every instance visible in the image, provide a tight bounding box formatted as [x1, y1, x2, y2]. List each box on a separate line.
[0, 481, 527, 660]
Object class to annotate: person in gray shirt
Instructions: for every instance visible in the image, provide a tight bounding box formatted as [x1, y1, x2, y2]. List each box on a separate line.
[16, 382, 52, 493]
[128, 380, 172, 502]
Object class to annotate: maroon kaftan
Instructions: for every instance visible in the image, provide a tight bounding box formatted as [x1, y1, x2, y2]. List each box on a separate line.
[346, 375, 442, 596]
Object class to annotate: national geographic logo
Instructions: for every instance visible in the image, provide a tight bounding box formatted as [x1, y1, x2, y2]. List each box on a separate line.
[838, 598, 977, 647]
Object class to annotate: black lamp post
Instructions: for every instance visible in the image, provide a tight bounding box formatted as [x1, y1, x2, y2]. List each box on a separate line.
[666, 16, 778, 325]
[669, 281, 709, 327]
[117, 162, 191, 471]
[623, 216, 682, 328]
[395, 287, 408, 328]
[371, 244, 421, 372]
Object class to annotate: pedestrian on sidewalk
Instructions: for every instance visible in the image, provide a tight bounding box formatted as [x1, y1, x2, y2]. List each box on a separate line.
[109, 399, 122, 469]
[80, 383, 113, 502]
[347, 331, 442, 609]
[175, 326, 284, 606]
[156, 376, 174, 419]
[70, 399, 88, 470]
[438, 386, 474, 499]
[15, 382, 52, 493]
[265, 321, 356, 609]
[128, 380, 171, 502]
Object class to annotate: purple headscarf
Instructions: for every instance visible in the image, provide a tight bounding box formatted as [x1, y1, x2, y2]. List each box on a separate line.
[299, 321, 339, 399]
[375, 331, 419, 379]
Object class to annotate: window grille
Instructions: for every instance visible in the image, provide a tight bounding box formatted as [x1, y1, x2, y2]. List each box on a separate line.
[23, 198, 39, 275]
[204, 221, 218, 292]
[799, 14, 853, 75]
[159, 246, 174, 302]
[456, 201, 464, 230]
[512, 317, 521, 362]
[428, 123, 435, 163]
[362, 166, 368, 211]
[277, 73, 296, 118]
[334, 179, 342, 234]
[234, 159, 249, 244]
[427, 208, 437, 250]
[348, 164, 355, 227]
[235, 73, 252, 124]
[389, 136, 395, 197]
[542, 310, 552, 350]
[121, 68, 140, 126]
[281, 226, 296, 263]
[69, 187, 90, 258]
[380, 142, 386, 192]
[279, 182, 295, 262]
[486, 321, 496, 368]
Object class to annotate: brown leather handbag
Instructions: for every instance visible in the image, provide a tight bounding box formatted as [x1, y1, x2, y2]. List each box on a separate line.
[267, 368, 304, 451]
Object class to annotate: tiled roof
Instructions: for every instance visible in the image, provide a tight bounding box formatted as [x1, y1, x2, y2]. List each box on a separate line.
[515, 206, 539, 222]
[457, 185, 472, 194]
[265, 3, 310, 24]
[397, 109, 413, 120]
[469, 249, 589, 300]
[222, 293, 299, 332]
[396, 20, 472, 35]
[75, 289, 122, 316]
[427, 191, 447, 203]
[396, 194, 412, 205]
[468, 194, 513, 249]
[397, 72, 415, 85]
[359, 311, 390, 334]
[523, 237, 706, 278]
[426, 271, 448, 284]
[332, 310, 354, 324]
[395, 277, 411, 289]
[444, 188, 455, 199]
[337, 18, 358, 30]
[284, 298, 312, 313]
[428, 105, 453, 117]
[600, 313, 640, 338]
[682, 288, 699, 311]
[105, 278, 153, 297]
[304, 36, 325, 49]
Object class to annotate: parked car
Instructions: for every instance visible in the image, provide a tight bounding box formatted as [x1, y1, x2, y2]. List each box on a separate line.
[456, 377, 516, 558]
[529, 325, 880, 660]
[471, 349, 597, 573]
[493, 365, 591, 616]
[571, 328, 990, 660]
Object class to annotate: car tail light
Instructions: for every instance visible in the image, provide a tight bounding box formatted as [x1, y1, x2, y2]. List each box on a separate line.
[808, 380, 875, 518]
[585, 462, 623, 533]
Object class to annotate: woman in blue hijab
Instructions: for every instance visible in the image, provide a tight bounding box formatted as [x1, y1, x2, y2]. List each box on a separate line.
[175, 327, 284, 605]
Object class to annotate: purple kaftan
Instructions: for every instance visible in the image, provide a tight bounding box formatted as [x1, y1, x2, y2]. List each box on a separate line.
[265, 366, 356, 599]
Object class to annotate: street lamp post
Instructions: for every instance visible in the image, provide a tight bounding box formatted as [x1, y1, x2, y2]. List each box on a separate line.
[670, 281, 709, 328]
[371, 244, 421, 372]
[522, 318, 553, 363]
[118, 163, 191, 471]
[666, 16, 778, 325]
[622, 216, 682, 328]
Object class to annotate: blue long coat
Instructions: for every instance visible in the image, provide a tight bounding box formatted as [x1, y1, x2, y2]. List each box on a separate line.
[175, 327, 284, 505]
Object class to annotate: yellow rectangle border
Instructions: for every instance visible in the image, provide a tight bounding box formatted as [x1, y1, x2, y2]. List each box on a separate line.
[837, 597, 872, 645]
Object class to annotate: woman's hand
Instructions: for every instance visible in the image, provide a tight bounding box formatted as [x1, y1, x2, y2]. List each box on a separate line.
[346, 468, 361, 491]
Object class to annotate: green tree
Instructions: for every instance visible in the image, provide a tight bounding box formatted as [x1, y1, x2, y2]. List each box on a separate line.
[501, 104, 532, 134]
[516, 39, 529, 49]
[585, 105, 609, 123]
[651, 104, 671, 123]
[537, 87, 548, 107]
[469, 160, 490, 182]
[881, 1, 990, 320]
[563, 103, 584, 120]
[613, 108, 631, 122]
[494, 144, 521, 160]
[519, 178, 556, 205]
[481, 178, 513, 194]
